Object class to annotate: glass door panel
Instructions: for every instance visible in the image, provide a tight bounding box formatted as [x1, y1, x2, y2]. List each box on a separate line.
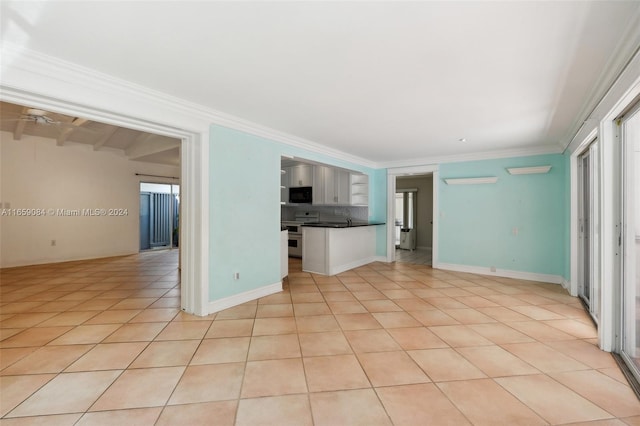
[622, 103, 640, 377]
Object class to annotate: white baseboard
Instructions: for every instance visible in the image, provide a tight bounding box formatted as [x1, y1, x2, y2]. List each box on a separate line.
[561, 278, 571, 291]
[207, 281, 282, 314]
[0, 250, 139, 269]
[435, 262, 564, 285]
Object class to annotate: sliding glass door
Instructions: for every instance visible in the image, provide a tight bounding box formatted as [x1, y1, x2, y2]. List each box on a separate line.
[578, 140, 600, 321]
[621, 101, 640, 379]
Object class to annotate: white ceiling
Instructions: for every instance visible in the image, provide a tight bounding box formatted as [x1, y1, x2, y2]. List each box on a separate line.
[1, 1, 639, 165]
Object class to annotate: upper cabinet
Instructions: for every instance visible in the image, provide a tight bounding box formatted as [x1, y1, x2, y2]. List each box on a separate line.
[281, 158, 369, 207]
[313, 166, 350, 205]
[288, 164, 313, 187]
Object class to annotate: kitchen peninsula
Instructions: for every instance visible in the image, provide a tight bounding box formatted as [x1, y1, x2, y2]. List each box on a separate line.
[302, 222, 384, 275]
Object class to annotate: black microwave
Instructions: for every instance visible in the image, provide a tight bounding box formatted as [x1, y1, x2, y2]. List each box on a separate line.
[289, 186, 312, 204]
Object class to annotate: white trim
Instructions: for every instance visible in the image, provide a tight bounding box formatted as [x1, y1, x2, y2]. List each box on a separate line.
[436, 262, 564, 285]
[444, 177, 498, 185]
[562, 278, 571, 291]
[208, 282, 283, 314]
[372, 255, 389, 263]
[1, 43, 376, 169]
[379, 145, 561, 169]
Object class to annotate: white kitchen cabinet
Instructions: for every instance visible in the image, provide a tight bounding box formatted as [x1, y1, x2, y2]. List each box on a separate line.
[350, 173, 369, 206]
[289, 164, 313, 187]
[313, 166, 350, 205]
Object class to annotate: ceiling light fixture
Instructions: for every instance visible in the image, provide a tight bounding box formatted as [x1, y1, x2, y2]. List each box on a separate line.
[458, 138, 466, 142]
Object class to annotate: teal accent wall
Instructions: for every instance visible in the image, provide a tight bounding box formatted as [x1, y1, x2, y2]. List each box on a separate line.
[209, 125, 387, 301]
[438, 154, 566, 277]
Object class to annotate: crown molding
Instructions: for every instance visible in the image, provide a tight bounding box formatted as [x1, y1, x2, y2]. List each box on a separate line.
[0, 43, 376, 169]
[376, 144, 563, 169]
[560, 6, 640, 152]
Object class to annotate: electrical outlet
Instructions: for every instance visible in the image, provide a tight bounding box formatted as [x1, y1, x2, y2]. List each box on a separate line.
[233, 272, 240, 280]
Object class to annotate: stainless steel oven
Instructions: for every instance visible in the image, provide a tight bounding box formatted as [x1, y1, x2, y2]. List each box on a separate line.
[282, 213, 319, 258]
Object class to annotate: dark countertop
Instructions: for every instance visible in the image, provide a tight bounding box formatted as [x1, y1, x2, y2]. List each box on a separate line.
[302, 222, 385, 229]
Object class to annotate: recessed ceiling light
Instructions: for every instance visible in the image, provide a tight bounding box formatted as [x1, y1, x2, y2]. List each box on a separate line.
[459, 138, 466, 142]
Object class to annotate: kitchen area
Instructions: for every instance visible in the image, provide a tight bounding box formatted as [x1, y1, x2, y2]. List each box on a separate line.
[280, 157, 384, 277]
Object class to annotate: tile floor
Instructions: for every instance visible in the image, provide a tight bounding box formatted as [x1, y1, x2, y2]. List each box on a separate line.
[395, 248, 432, 265]
[1, 250, 640, 425]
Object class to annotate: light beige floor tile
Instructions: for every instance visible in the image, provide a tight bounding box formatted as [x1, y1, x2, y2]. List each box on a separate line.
[299, 331, 352, 356]
[293, 303, 332, 316]
[440, 308, 497, 324]
[496, 374, 614, 424]
[303, 354, 371, 392]
[506, 320, 577, 341]
[344, 329, 401, 353]
[371, 312, 422, 328]
[83, 309, 140, 324]
[1, 327, 73, 347]
[102, 322, 166, 342]
[335, 313, 382, 330]
[0, 312, 58, 328]
[129, 340, 199, 368]
[429, 325, 494, 347]
[357, 351, 429, 386]
[408, 348, 486, 382]
[545, 339, 618, 369]
[387, 327, 449, 350]
[154, 321, 211, 340]
[510, 305, 566, 320]
[252, 317, 297, 335]
[49, 324, 121, 345]
[0, 413, 82, 425]
[360, 299, 403, 313]
[90, 367, 184, 411]
[205, 319, 254, 338]
[2, 345, 93, 375]
[241, 358, 308, 398]
[409, 310, 460, 326]
[0, 374, 56, 417]
[438, 378, 546, 426]
[295, 315, 340, 333]
[393, 298, 435, 311]
[156, 401, 237, 426]
[76, 407, 163, 426]
[423, 297, 470, 310]
[328, 301, 367, 314]
[35, 311, 99, 327]
[0, 347, 38, 371]
[476, 306, 532, 322]
[543, 319, 599, 339]
[457, 345, 540, 377]
[129, 308, 179, 323]
[236, 394, 312, 426]
[214, 304, 257, 320]
[65, 342, 147, 372]
[190, 336, 250, 364]
[502, 342, 590, 373]
[550, 370, 640, 418]
[108, 298, 157, 310]
[168, 363, 244, 404]
[248, 334, 301, 360]
[309, 389, 391, 426]
[8, 371, 121, 417]
[467, 323, 534, 344]
[259, 292, 293, 305]
[377, 383, 471, 426]
[323, 291, 357, 302]
[256, 303, 294, 318]
[291, 292, 325, 303]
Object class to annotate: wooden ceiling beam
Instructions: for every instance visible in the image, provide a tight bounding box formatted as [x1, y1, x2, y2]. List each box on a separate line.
[93, 126, 118, 151]
[125, 133, 180, 160]
[13, 107, 29, 140]
[56, 117, 89, 146]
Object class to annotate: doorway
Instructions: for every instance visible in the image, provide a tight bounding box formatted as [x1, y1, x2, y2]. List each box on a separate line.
[140, 183, 180, 251]
[394, 174, 434, 265]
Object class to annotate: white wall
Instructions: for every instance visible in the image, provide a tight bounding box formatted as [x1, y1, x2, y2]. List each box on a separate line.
[0, 131, 180, 267]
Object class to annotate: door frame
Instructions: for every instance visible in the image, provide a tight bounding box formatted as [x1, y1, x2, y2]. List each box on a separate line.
[0, 85, 210, 316]
[386, 165, 439, 265]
